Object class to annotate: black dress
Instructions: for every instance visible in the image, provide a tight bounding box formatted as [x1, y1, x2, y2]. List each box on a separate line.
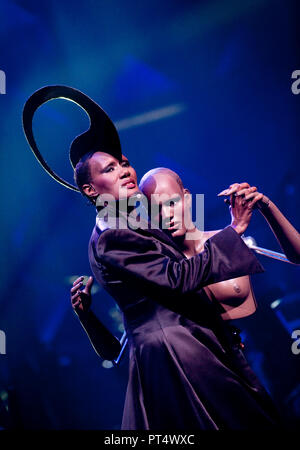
[88, 214, 280, 430]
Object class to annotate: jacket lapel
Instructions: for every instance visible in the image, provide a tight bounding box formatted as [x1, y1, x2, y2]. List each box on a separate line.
[135, 226, 187, 258]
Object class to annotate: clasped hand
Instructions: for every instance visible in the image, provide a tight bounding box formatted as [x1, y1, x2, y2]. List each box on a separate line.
[218, 182, 264, 235]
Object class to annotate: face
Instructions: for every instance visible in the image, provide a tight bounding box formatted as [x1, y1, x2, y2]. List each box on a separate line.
[141, 172, 192, 238]
[83, 152, 139, 201]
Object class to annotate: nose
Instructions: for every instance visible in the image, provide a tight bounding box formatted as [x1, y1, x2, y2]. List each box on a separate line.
[120, 166, 131, 179]
[161, 204, 174, 226]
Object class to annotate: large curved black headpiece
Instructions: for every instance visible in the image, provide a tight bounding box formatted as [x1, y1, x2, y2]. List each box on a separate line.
[22, 85, 122, 191]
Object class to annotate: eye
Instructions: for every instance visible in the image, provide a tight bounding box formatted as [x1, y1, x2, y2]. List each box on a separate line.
[122, 161, 130, 167]
[105, 166, 115, 173]
[170, 197, 181, 206]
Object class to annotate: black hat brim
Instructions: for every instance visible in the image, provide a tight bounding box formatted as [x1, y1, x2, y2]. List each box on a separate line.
[22, 85, 122, 191]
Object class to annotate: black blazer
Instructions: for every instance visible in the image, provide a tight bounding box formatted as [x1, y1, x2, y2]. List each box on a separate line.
[87, 219, 280, 431]
[89, 221, 263, 316]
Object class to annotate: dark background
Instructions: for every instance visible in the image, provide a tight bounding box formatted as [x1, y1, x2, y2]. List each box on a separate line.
[0, 0, 299, 429]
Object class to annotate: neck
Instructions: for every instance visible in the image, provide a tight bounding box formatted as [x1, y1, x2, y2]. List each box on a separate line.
[96, 192, 143, 216]
[173, 226, 205, 256]
[96, 192, 148, 230]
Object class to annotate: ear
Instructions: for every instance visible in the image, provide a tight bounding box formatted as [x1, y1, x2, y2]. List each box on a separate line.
[82, 183, 98, 200]
[183, 188, 192, 207]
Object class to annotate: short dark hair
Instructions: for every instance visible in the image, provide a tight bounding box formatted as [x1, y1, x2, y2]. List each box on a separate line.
[74, 151, 97, 205]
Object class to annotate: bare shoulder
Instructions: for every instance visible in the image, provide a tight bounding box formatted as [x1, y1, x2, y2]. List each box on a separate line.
[203, 229, 223, 242]
[195, 229, 223, 253]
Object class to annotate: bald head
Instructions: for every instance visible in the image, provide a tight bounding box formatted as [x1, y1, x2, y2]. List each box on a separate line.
[139, 167, 184, 197]
[139, 167, 194, 238]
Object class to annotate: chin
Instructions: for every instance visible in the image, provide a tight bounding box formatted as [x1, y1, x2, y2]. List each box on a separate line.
[170, 228, 185, 238]
[119, 187, 139, 198]
[128, 187, 140, 197]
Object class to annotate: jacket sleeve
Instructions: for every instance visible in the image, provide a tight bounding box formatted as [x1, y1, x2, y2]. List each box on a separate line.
[97, 225, 264, 295]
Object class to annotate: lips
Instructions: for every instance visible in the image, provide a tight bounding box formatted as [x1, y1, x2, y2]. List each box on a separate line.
[121, 178, 136, 189]
[164, 221, 179, 230]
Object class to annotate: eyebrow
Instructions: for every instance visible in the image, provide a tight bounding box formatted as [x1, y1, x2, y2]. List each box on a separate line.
[102, 157, 129, 172]
[162, 195, 181, 205]
[102, 160, 116, 172]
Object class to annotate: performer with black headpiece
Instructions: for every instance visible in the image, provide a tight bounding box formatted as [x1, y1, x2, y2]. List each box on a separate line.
[23, 85, 289, 429]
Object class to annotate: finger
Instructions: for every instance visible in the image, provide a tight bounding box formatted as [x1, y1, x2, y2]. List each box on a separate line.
[73, 298, 81, 306]
[229, 183, 241, 189]
[73, 276, 84, 286]
[236, 182, 250, 190]
[251, 193, 264, 206]
[230, 192, 236, 208]
[230, 181, 250, 190]
[71, 282, 83, 294]
[71, 291, 82, 302]
[217, 183, 239, 196]
[218, 189, 231, 196]
[218, 182, 251, 197]
[218, 191, 228, 197]
[244, 189, 259, 201]
[224, 183, 248, 196]
[83, 276, 94, 294]
[245, 195, 263, 210]
[241, 196, 254, 206]
[230, 182, 252, 195]
[218, 187, 239, 197]
[73, 300, 82, 309]
[236, 186, 257, 197]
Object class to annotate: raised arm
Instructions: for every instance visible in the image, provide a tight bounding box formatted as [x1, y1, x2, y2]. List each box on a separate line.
[97, 225, 264, 296]
[257, 196, 300, 264]
[218, 182, 300, 264]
